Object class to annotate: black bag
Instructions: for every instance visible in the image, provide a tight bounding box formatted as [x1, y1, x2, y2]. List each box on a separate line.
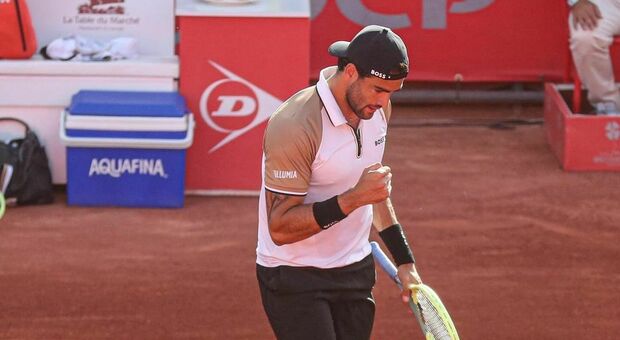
[0, 118, 53, 205]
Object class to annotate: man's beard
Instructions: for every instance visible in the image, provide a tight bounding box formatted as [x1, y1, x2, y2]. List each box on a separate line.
[345, 80, 375, 120]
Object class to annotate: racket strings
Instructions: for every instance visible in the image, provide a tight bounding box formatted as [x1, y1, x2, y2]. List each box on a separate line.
[416, 291, 452, 340]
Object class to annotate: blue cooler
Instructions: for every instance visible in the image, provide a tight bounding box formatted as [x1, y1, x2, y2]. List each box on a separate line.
[60, 90, 195, 208]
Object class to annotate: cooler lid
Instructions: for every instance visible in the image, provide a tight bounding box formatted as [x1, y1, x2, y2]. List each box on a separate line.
[69, 90, 187, 117]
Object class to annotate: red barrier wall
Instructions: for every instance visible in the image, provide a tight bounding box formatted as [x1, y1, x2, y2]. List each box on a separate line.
[311, 0, 570, 82]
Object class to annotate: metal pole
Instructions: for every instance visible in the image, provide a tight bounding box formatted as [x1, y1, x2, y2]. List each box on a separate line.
[391, 88, 544, 104]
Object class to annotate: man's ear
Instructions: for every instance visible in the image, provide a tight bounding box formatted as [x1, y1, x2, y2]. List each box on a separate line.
[344, 63, 359, 81]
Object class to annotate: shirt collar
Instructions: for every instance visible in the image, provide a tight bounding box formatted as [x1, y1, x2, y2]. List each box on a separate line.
[316, 66, 348, 127]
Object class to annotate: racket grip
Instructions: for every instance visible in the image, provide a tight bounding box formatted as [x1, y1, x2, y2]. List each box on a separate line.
[370, 241, 403, 289]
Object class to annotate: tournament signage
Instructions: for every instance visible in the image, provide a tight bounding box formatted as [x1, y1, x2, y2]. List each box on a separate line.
[27, 0, 175, 56]
[198, 61, 282, 154]
[177, 2, 310, 193]
[311, 0, 569, 82]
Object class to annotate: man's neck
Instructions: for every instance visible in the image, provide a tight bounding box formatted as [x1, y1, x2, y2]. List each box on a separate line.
[327, 73, 360, 129]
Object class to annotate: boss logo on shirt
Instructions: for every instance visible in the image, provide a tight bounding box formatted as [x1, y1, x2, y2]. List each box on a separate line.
[375, 136, 386, 146]
[273, 170, 298, 179]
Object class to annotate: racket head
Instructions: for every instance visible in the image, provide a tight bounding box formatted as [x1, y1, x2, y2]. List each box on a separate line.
[409, 283, 459, 340]
[370, 242, 459, 340]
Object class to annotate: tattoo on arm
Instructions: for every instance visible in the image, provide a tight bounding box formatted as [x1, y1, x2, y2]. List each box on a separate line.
[264, 190, 321, 244]
[265, 191, 295, 216]
[266, 191, 291, 218]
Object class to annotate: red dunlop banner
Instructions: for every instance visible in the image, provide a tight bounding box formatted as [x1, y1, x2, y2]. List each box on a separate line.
[310, 0, 570, 82]
[179, 16, 310, 192]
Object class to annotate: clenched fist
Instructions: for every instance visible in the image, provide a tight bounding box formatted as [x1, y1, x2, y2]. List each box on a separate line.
[338, 163, 393, 214]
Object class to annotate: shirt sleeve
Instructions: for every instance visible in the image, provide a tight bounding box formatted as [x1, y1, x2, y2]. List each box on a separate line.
[263, 114, 316, 196]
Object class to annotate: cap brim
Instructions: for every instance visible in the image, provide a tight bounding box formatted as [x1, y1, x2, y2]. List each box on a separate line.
[328, 41, 349, 58]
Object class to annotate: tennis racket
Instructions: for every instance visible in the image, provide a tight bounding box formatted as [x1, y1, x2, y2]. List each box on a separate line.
[0, 192, 5, 220]
[370, 241, 459, 340]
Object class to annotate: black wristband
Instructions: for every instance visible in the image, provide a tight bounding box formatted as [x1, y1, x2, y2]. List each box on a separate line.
[378, 223, 415, 266]
[312, 195, 347, 230]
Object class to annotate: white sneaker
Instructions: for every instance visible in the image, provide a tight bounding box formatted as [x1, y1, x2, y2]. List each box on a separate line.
[595, 102, 620, 116]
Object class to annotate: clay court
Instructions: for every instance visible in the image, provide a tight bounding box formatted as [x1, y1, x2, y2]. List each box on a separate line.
[1, 103, 619, 339]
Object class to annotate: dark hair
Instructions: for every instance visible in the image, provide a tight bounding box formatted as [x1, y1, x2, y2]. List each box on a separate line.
[389, 62, 409, 79]
[337, 57, 370, 78]
[337, 57, 349, 71]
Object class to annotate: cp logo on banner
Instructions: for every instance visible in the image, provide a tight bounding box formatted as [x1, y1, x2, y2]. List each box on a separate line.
[311, 0, 494, 29]
[200, 61, 283, 153]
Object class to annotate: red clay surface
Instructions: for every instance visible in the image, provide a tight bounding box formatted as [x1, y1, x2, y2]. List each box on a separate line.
[1, 104, 619, 339]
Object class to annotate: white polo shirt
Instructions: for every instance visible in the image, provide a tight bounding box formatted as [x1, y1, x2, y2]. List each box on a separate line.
[256, 66, 389, 268]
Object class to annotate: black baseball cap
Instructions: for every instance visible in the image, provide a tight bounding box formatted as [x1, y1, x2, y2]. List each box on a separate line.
[328, 25, 409, 80]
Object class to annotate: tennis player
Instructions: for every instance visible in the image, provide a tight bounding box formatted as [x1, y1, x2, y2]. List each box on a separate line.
[256, 25, 421, 340]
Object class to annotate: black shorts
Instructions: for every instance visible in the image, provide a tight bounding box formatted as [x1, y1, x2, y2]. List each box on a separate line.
[256, 254, 376, 340]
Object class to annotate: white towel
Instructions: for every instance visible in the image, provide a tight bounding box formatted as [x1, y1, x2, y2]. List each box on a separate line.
[41, 35, 138, 61]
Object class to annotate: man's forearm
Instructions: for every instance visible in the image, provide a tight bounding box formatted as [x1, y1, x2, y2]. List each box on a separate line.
[373, 198, 415, 266]
[372, 198, 399, 231]
[266, 191, 322, 245]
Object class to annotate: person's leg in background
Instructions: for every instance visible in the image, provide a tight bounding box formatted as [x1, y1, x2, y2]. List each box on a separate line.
[570, 0, 620, 114]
